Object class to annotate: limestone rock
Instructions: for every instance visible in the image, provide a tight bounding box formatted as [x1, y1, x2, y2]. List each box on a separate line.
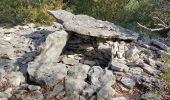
[67, 64, 90, 80]
[152, 39, 170, 52]
[128, 67, 143, 75]
[32, 30, 69, 63]
[5, 72, 25, 87]
[120, 76, 136, 89]
[110, 60, 129, 72]
[126, 46, 140, 59]
[65, 77, 86, 94]
[28, 63, 68, 86]
[62, 56, 79, 65]
[97, 85, 115, 100]
[49, 10, 139, 40]
[28, 85, 41, 91]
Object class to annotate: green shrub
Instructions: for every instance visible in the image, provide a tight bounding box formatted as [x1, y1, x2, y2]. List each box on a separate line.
[160, 56, 170, 93]
[0, 0, 63, 25]
[65, 0, 165, 32]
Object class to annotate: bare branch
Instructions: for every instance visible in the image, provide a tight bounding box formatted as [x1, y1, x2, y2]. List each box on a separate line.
[137, 22, 169, 32]
[153, 17, 167, 26]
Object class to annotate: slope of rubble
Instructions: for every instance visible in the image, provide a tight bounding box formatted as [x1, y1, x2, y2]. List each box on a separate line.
[0, 10, 169, 100]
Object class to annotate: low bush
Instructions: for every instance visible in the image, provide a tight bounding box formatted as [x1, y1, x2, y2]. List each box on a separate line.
[65, 0, 165, 32]
[0, 0, 63, 25]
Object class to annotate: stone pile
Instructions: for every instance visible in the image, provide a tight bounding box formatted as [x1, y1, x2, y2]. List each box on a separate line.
[0, 10, 169, 100]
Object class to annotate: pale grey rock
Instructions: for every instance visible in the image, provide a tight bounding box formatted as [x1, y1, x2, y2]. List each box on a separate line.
[0, 92, 10, 99]
[32, 30, 69, 63]
[128, 67, 143, 75]
[88, 66, 103, 87]
[80, 96, 86, 100]
[97, 85, 115, 100]
[28, 30, 69, 86]
[141, 63, 156, 75]
[144, 57, 156, 66]
[110, 60, 129, 72]
[157, 50, 170, 56]
[48, 10, 74, 23]
[152, 39, 170, 52]
[49, 10, 139, 40]
[120, 77, 136, 89]
[125, 46, 140, 59]
[112, 97, 127, 100]
[132, 75, 162, 89]
[140, 35, 151, 44]
[82, 85, 98, 97]
[28, 63, 67, 86]
[67, 64, 90, 80]
[111, 42, 127, 59]
[26, 90, 44, 100]
[62, 56, 79, 65]
[0, 39, 15, 59]
[0, 68, 6, 79]
[47, 84, 64, 97]
[28, 85, 41, 91]
[117, 41, 126, 59]
[61, 93, 79, 100]
[141, 92, 161, 100]
[118, 83, 130, 92]
[99, 69, 116, 86]
[65, 77, 86, 94]
[88, 66, 115, 87]
[5, 71, 25, 86]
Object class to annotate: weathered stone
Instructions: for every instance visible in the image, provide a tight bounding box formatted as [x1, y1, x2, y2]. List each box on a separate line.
[46, 84, 64, 97]
[67, 64, 90, 80]
[99, 69, 116, 86]
[26, 90, 44, 100]
[88, 66, 103, 87]
[28, 85, 41, 91]
[128, 67, 143, 75]
[65, 77, 86, 94]
[82, 85, 98, 97]
[49, 10, 139, 40]
[112, 97, 127, 100]
[141, 92, 162, 100]
[28, 63, 68, 86]
[0, 92, 9, 99]
[132, 75, 163, 89]
[126, 46, 140, 59]
[120, 77, 136, 89]
[110, 60, 129, 72]
[5, 72, 25, 87]
[97, 85, 115, 100]
[152, 39, 170, 52]
[48, 10, 74, 23]
[31, 30, 69, 63]
[62, 56, 79, 65]
[141, 63, 156, 75]
[88, 66, 115, 87]
[157, 50, 170, 56]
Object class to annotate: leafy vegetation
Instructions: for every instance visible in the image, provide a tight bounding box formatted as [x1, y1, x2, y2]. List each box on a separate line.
[0, 0, 168, 35]
[65, 0, 165, 32]
[160, 56, 170, 93]
[0, 0, 63, 25]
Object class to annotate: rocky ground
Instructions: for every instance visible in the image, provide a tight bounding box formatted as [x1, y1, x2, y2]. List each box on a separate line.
[0, 10, 170, 100]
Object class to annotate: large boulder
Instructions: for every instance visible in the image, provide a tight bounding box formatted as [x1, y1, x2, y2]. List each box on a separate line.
[48, 10, 139, 40]
[28, 30, 69, 86]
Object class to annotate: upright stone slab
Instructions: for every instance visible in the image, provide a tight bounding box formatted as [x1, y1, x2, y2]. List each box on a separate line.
[28, 30, 69, 86]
